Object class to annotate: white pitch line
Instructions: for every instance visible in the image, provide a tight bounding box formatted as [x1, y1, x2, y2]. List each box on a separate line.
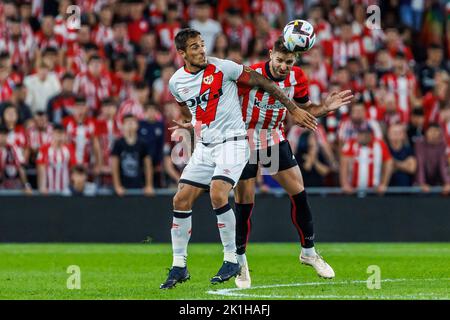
[206, 278, 450, 299]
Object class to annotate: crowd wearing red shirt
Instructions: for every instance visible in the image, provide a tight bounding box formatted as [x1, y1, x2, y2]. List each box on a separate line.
[0, 0, 449, 195]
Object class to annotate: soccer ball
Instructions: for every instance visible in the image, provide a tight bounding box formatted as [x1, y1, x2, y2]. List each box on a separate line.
[282, 19, 316, 53]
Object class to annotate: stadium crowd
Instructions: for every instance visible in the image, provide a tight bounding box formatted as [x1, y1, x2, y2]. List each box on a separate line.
[0, 0, 449, 196]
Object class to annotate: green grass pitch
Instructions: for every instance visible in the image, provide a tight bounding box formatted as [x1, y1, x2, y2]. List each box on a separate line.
[0, 243, 449, 300]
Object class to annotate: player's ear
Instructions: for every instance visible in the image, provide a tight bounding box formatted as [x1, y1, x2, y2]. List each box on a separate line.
[177, 49, 186, 59]
[269, 49, 273, 60]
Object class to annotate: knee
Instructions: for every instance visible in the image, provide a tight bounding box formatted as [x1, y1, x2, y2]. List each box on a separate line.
[210, 189, 228, 209]
[173, 192, 192, 211]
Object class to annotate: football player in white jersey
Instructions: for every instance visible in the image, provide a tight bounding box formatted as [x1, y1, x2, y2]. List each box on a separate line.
[160, 28, 318, 289]
[234, 38, 353, 288]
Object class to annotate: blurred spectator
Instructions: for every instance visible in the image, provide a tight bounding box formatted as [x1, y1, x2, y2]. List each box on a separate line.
[407, 107, 425, 148]
[62, 96, 101, 172]
[1, 103, 29, 163]
[152, 65, 175, 105]
[337, 102, 383, 146]
[0, 52, 18, 103]
[340, 127, 393, 194]
[117, 81, 148, 126]
[0, 17, 34, 74]
[95, 98, 121, 187]
[46, 72, 76, 125]
[223, 8, 254, 56]
[211, 33, 229, 59]
[23, 61, 61, 114]
[73, 55, 112, 114]
[421, 70, 449, 127]
[67, 165, 97, 196]
[155, 3, 181, 54]
[380, 52, 418, 123]
[36, 124, 76, 195]
[27, 111, 53, 166]
[189, 1, 222, 55]
[138, 102, 165, 187]
[415, 123, 450, 194]
[34, 15, 65, 64]
[111, 114, 154, 196]
[92, 4, 114, 47]
[104, 17, 134, 69]
[387, 123, 417, 187]
[417, 44, 448, 94]
[127, 0, 149, 45]
[0, 83, 32, 126]
[0, 125, 32, 194]
[296, 130, 331, 187]
[144, 47, 172, 88]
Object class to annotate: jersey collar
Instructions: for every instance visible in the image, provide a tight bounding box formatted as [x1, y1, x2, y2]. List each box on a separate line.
[265, 61, 286, 82]
[183, 64, 206, 75]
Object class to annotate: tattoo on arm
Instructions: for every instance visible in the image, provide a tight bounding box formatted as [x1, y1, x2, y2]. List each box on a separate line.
[239, 67, 296, 112]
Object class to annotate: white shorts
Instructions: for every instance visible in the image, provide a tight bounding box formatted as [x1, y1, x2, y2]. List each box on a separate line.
[179, 138, 250, 189]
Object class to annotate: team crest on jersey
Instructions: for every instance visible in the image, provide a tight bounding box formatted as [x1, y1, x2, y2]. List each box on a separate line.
[203, 75, 214, 85]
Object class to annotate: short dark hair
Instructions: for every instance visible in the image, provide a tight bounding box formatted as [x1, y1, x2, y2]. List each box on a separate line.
[74, 96, 86, 104]
[62, 72, 75, 81]
[272, 37, 292, 55]
[0, 126, 8, 135]
[101, 98, 117, 107]
[88, 54, 102, 64]
[174, 28, 201, 51]
[71, 164, 87, 175]
[122, 113, 136, 122]
[53, 124, 65, 132]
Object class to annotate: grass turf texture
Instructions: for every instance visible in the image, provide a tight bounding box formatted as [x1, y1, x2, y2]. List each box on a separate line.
[0, 243, 449, 300]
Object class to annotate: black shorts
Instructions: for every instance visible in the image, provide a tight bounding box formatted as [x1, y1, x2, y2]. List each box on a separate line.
[239, 140, 298, 180]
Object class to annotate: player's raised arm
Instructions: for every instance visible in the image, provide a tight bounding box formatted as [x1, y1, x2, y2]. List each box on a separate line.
[296, 90, 354, 118]
[237, 66, 317, 131]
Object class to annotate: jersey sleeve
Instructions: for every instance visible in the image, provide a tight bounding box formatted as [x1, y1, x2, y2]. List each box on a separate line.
[293, 68, 310, 104]
[214, 58, 244, 81]
[168, 77, 183, 103]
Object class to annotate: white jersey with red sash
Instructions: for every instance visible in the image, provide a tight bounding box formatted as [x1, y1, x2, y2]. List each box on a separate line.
[169, 56, 246, 143]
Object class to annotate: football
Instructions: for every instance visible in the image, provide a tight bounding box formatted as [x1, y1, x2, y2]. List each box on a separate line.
[282, 19, 316, 52]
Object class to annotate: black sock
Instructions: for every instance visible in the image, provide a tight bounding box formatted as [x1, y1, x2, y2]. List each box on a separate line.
[235, 203, 254, 255]
[289, 191, 315, 248]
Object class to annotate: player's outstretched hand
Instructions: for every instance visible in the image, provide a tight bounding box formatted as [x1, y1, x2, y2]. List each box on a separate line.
[325, 90, 354, 113]
[290, 107, 317, 131]
[168, 120, 193, 131]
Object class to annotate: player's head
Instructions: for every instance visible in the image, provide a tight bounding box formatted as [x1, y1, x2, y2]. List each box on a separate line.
[269, 37, 296, 79]
[122, 114, 138, 136]
[174, 28, 207, 69]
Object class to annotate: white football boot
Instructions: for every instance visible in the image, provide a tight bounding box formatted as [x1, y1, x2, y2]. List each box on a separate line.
[300, 253, 335, 279]
[235, 262, 251, 289]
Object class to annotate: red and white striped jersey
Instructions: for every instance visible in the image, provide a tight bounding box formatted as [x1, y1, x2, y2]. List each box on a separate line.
[380, 72, 417, 123]
[0, 143, 24, 182]
[422, 92, 443, 127]
[323, 36, 366, 68]
[0, 36, 34, 69]
[116, 98, 145, 126]
[27, 125, 53, 152]
[342, 139, 392, 188]
[54, 15, 78, 45]
[63, 116, 98, 165]
[239, 61, 309, 150]
[34, 31, 66, 51]
[7, 126, 28, 160]
[169, 57, 246, 143]
[36, 143, 76, 193]
[92, 24, 114, 47]
[73, 71, 112, 113]
[0, 78, 15, 103]
[95, 118, 121, 167]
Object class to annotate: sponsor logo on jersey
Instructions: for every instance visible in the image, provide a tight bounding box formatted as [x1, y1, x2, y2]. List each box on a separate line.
[185, 88, 223, 109]
[203, 75, 214, 85]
